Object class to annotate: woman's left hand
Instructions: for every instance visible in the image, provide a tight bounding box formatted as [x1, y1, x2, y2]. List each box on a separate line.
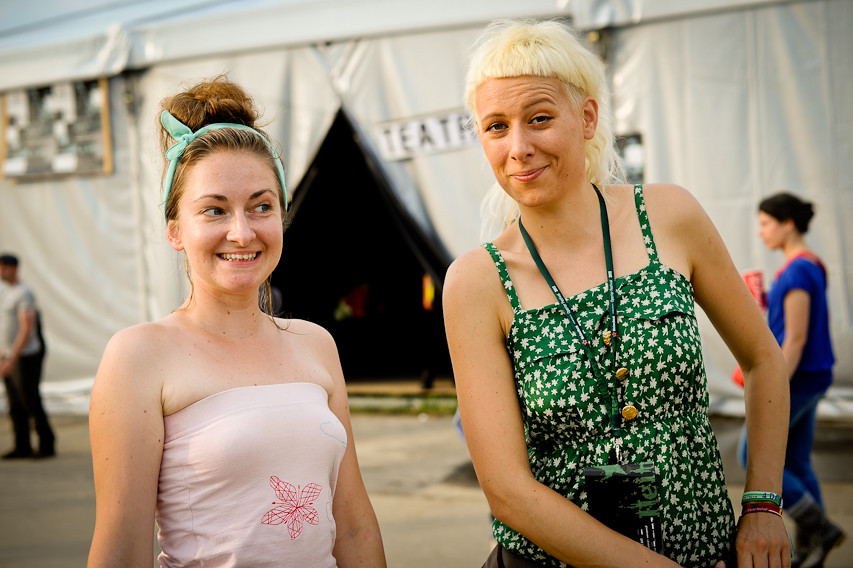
[734, 512, 792, 568]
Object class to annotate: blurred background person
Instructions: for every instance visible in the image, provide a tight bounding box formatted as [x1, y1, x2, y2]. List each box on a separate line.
[0, 252, 55, 460]
[739, 192, 843, 568]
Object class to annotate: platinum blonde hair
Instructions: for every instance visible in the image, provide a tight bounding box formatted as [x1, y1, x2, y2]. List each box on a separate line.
[465, 19, 625, 240]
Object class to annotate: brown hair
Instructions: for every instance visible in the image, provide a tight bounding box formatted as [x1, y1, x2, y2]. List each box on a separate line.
[759, 192, 815, 234]
[159, 75, 287, 223]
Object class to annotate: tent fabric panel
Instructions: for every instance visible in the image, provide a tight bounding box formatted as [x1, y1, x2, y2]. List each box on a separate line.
[332, 26, 495, 260]
[609, 0, 853, 391]
[573, 0, 786, 30]
[0, 24, 132, 92]
[0, 0, 182, 91]
[0, 76, 140, 383]
[819, 0, 853, 362]
[0, 0, 570, 92]
[123, 0, 569, 71]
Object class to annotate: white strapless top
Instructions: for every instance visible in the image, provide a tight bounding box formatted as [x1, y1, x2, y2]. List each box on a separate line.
[156, 383, 346, 567]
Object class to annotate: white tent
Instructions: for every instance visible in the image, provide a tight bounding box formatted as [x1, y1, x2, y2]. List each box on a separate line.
[1, 0, 851, 406]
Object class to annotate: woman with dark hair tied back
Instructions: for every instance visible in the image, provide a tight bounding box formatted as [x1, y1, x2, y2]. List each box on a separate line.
[738, 192, 844, 567]
[443, 19, 791, 567]
[88, 76, 386, 567]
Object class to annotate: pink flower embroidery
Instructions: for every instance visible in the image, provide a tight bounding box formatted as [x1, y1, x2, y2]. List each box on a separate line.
[261, 476, 322, 539]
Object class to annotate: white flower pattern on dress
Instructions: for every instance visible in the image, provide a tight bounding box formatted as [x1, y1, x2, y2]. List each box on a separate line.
[482, 186, 735, 567]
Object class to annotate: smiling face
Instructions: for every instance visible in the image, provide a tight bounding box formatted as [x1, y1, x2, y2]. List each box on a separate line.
[167, 150, 284, 298]
[474, 75, 598, 208]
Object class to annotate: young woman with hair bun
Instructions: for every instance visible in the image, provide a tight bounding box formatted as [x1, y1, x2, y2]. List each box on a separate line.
[739, 192, 843, 568]
[88, 76, 386, 567]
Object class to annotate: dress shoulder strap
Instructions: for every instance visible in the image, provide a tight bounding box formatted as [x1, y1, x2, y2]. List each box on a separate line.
[482, 242, 522, 312]
[632, 184, 659, 262]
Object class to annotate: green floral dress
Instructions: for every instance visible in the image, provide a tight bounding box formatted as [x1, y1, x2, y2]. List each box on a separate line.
[483, 185, 735, 567]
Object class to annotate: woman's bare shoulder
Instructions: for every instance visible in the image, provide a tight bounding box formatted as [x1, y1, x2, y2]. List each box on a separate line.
[444, 245, 499, 298]
[277, 317, 332, 341]
[274, 318, 343, 397]
[91, 319, 187, 411]
[102, 319, 183, 364]
[640, 183, 704, 216]
[274, 318, 340, 362]
[97, 314, 201, 382]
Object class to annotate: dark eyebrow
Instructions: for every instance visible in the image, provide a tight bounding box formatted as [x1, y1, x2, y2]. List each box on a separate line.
[194, 193, 227, 203]
[193, 188, 276, 203]
[479, 95, 559, 125]
[249, 189, 276, 200]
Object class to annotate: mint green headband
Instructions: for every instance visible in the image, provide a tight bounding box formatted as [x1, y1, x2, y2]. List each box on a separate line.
[160, 110, 288, 217]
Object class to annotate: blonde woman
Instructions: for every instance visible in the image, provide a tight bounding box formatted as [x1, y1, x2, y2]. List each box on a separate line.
[444, 19, 790, 568]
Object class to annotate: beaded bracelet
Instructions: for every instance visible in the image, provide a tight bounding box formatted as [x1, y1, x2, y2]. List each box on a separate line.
[742, 491, 782, 507]
[741, 501, 783, 517]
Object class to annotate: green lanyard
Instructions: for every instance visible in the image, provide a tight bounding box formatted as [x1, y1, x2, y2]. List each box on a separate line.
[518, 184, 625, 450]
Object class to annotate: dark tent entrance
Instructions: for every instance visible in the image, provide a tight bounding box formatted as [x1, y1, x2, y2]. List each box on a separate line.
[273, 111, 452, 383]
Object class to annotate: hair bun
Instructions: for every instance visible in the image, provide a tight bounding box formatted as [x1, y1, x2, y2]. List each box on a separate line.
[162, 75, 260, 132]
[759, 191, 816, 234]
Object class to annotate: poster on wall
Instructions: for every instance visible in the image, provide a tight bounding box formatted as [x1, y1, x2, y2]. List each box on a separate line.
[1, 77, 112, 179]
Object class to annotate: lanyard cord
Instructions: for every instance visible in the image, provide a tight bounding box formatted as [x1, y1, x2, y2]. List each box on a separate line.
[518, 184, 623, 443]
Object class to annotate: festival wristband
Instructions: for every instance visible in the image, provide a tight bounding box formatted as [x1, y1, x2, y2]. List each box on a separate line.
[741, 491, 782, 507]
[741, 502, 782, 517]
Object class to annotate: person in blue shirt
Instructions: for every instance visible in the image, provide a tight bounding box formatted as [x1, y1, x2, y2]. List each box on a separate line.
[740, 192, 843, 568]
